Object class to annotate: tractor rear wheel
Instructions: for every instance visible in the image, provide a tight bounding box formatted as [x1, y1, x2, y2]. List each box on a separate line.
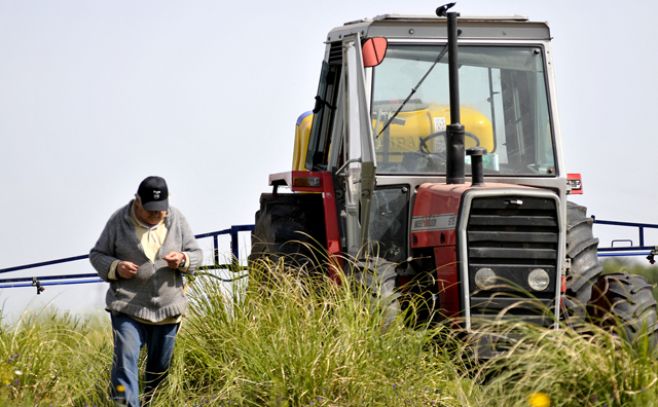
[565, 201, 658, 346]
[588, 273, 658, 347]
[250, 193, 326, 269]
[564, 201, 603, 317]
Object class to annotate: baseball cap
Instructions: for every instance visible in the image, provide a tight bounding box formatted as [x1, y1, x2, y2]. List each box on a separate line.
[137, 176, 169, 211]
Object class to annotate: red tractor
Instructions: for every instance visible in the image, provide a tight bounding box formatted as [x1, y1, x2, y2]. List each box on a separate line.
[251, 8, 657, 342]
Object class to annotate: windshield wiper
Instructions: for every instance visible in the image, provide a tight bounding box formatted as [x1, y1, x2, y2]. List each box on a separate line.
[376, 44, 450, 138]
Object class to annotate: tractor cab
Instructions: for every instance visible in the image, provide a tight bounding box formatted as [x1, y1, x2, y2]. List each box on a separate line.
[299, 15, 560, 178]
[264, 14, 567, 328]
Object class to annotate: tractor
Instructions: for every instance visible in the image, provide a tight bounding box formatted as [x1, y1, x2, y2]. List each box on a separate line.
[251, 7, 657, 342]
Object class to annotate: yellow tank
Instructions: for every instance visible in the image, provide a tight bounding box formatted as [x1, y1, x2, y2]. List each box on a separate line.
[292, 105, 494, 171]
[292, 111, 314, 171]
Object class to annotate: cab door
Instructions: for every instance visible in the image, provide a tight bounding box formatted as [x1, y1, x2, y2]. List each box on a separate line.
[339, 34, 377, 256]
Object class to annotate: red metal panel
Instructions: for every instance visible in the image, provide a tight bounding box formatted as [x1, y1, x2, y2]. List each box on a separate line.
[268, 170, 342, 278]
[283, 170, 340, 256]
[319, 172, 343, 281]
[318, 172, 341, 256]
[435, 245, 460, 317]
[411, 183, 467, 317]
[410, 183, 466, 249]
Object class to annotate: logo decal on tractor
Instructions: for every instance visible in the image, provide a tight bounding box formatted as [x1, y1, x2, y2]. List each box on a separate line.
[411, 214, 457, 231]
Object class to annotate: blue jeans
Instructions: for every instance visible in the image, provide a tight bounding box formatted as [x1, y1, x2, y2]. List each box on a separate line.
[110, 312, 180, 407]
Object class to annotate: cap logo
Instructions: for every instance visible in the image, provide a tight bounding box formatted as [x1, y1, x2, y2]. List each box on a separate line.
[137, 176, 168, 210]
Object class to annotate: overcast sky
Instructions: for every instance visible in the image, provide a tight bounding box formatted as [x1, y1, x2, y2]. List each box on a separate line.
[1, 0, 657, 321]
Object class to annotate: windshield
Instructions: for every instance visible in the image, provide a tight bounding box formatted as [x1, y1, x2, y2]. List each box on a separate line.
[371, 44, 556, 176]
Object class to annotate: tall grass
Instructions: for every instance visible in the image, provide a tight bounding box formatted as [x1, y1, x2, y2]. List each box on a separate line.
[462, 320, 658, 406]
[0, 312, 112, 405]
[158, 262, 469, 406]
[1, 259, 658, 406]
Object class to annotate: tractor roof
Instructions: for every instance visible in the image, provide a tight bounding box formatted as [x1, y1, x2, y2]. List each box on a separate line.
[326, 14, 550, 42]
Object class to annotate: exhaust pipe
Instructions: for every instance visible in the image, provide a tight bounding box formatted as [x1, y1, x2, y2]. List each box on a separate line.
[467, 147, 485, 186]
[445, 11, 464, 185]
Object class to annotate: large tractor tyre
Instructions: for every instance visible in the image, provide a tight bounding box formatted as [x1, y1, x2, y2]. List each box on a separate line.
[352, 258, 401, 327]
[565, 202, 658, 346]
[564, 201, 604, 318]
[250, 193, 326, 269]
[588, 273, 658, 347]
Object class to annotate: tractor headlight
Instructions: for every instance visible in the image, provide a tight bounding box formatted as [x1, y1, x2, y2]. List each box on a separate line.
[474, 267, 497, 290]
[528, 268, 550, 291]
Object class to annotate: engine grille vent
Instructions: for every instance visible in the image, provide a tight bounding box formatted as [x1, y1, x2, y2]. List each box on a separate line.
[466, 195, 559, 325]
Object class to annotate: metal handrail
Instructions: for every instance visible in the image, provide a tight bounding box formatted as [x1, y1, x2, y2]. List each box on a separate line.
[0, 225, 255, 292]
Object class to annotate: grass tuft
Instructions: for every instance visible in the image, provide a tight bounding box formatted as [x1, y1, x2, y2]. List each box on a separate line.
[2, 258, 658, 405]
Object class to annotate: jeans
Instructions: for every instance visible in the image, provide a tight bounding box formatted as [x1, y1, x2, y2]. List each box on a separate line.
[110, 312, 180, 407]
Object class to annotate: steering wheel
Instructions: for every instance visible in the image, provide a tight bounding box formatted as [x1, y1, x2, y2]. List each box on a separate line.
[418, 130, 481, 155]
[395, 131, 482, 173]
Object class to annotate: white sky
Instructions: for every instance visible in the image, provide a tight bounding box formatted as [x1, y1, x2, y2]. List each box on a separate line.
[1, 0, 657, 321]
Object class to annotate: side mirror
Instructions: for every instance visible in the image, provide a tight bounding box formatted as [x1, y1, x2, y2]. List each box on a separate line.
[362, 37, 388, 68]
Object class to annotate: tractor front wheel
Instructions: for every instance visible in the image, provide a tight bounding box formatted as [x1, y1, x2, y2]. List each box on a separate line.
[352, 258, 401, 327]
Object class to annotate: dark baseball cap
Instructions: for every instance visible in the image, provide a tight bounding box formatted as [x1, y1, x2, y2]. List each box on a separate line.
[137, 176, 169, 211]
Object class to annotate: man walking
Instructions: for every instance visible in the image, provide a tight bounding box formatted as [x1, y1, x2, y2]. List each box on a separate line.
[90, 176, 202, 406]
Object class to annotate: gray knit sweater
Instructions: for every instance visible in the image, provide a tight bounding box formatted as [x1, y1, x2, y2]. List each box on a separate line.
[90, 201, 202, 322]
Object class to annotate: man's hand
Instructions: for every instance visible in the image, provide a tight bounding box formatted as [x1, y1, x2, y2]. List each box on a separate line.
[163, 252, 185, 269]
[117, 261, 139, 279]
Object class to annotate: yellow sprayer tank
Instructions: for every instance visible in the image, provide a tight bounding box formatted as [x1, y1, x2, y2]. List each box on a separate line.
[293, 105, 493, 171]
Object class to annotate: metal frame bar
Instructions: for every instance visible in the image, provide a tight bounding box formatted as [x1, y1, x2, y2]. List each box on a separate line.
[594, 218, 658, 259]
[1, 217, 655, 292]
[0, 225, 254, 290]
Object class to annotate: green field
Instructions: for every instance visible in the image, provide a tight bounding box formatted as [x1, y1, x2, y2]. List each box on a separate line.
[1, 260, 657, 406]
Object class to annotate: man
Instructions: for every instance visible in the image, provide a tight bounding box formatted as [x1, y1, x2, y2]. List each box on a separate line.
[90, 176, 202, 406]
